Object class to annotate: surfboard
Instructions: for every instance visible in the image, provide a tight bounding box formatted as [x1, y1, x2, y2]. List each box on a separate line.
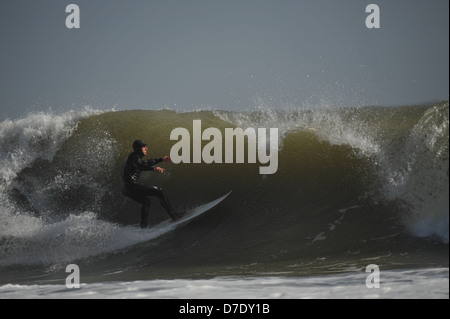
[150, 191, 231, 231]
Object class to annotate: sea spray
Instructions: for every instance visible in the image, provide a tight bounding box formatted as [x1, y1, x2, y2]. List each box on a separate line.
[379, 103, 449, 243]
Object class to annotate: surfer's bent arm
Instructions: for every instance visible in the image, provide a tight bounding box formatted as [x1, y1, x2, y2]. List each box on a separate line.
[133, 157, 163, 171]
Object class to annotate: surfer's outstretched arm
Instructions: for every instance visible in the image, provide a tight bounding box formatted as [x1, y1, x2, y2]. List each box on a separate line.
[154, 156, 171, 173]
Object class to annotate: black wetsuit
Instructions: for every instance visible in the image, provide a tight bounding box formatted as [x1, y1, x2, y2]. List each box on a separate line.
[120, 151, 175, 228]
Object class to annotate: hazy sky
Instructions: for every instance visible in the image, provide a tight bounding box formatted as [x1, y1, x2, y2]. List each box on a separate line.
[0, 0, 448, 120]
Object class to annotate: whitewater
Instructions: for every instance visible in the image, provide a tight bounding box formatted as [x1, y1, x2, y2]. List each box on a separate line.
[0, 102, 448, 299]
[1, 268, 448, 299]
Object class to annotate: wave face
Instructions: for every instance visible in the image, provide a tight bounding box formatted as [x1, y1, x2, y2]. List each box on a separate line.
[0, 102, 448, 283]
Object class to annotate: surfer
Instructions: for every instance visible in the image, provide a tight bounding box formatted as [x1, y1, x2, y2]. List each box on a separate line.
[121, 139, 178, 228]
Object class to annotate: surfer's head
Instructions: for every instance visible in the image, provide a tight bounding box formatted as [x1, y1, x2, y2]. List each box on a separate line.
[132, 139, 147, 156]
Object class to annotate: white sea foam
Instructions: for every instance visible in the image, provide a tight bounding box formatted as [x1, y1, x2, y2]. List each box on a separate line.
[0, 108, 121, 267]
[0, 268, 447, 299]
[0, 108, 103, 183]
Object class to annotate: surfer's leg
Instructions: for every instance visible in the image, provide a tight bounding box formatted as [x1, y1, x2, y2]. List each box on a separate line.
[156, 189, 176, 220]
[140, 198, 150, 228]
[145, 185, 176, 220]
[123, 186, 151, 228]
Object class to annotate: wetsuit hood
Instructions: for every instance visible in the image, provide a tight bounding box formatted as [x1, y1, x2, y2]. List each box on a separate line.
[132, 140, 147, 156]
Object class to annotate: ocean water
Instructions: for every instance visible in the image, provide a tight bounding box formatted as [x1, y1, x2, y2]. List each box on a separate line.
[0, 102, 448, 299]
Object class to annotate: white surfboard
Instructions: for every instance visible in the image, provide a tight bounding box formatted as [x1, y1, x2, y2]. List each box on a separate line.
[149, 191, 231, 232]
